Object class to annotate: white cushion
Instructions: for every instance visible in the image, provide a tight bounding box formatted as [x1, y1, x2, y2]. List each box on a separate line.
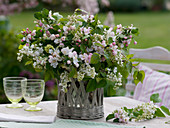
[133, 64, 170, 108]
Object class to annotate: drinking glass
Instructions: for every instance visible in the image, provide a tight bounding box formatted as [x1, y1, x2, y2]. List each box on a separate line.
[22, 79, 45, 111]
[3, 77, 27, 108]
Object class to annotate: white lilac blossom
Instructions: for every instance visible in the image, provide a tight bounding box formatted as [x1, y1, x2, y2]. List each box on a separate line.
[133, 102, 157, 122]
[77, 64, 97, 81]
[106, 68, 122, 90]
[107, 101, 158, 124]
[33, 56, 48, 69]
[17, 9, 141, 93]
[59, 71, 71, 92]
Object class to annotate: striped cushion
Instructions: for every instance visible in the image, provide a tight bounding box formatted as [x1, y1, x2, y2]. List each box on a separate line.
[133, 64, 170, 108]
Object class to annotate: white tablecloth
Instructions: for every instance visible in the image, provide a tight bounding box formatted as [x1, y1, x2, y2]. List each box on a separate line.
[0, 100, 57, 123]
[0, 97, 170, 128]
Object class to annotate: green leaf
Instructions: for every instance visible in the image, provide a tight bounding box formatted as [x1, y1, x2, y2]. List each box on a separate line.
[25, 61, 33, 66]
[18, 44, 23, 50]
[131, 27, 139, 36]
[69, 66, 77, 78]
[106, 114, 115, 121]
[119, 67, 129, 79]
[139, 70, 145, 83]
[88, 39, 92, 46]
[113, 118, 119, 122]
[82, 35, 90, 39]
[86, 79, 97, 92]
[123, 107, 128, 112]
[134, 79, 140, 85]
[58, 18, 69, 23]
[155, 108, 166, 117]
[34, 12, 42, 20]
[106, 79, 116, 96]
[92, 62, 101, 72]
[129, 58, 142, 62]
[126, 54, 134, 59]
[126, 62, 132, 73]
[133, 70, 145, 85]
[35, 29, 44, 38]
[133, 111, 140, 117]
[104, 51, 110, 60]
[150, 93, 162, 103]
[35, 68, 42, 72]
[21, 41, 26, 45]
[165, 120, 170, 124]
[127, 108, 133, 115]
[132, 63, 140, 67]
[42, 8, 49, 18]
[160, 106, 170, 116]
[94, 43, 104, 47]
[75, 8, 88, 14]
[92, 27, 103, 34]
[133, 70, 138, 79]
[17, 34, 24, 39]
[80, 45, 86, 53]
[108, 37, 113, 44]
[90, 53, 100, 64]
[97, 79, 107, 88]
[100, 72, 106, 77]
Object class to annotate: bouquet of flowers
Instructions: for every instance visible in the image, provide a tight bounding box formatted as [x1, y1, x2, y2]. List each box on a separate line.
[17, 8, 144, 93]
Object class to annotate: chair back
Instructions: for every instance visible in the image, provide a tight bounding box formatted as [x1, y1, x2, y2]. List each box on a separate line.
[126, 46, 170, 98]
[129, 46, 170, 71]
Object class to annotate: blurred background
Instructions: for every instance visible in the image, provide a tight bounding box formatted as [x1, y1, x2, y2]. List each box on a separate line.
[0, 0, 170, 103]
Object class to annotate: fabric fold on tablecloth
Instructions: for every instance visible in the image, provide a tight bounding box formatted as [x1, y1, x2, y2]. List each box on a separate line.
[0, 101, 57, 123]
[0, 119, 145, 128]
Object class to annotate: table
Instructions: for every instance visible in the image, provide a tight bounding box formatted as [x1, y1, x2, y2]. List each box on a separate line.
[0, 97, 169, 128]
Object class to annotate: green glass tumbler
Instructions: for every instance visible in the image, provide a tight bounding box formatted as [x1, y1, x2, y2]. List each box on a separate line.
[22, 79, 45, 111]
[3, 77, 27, 108]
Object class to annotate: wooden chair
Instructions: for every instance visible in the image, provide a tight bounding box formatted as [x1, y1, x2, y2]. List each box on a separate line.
[125, 46, 170, 97]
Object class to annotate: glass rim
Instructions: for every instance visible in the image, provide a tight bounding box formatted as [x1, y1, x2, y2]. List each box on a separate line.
[3, 77, 27, 81]
[27, 79, 45, 83]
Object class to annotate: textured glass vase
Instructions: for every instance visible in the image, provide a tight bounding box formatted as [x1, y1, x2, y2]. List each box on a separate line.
[57, 78, 104, 120]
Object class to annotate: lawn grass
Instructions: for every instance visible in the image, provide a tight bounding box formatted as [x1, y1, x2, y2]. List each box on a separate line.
[9, 11, 170, 51]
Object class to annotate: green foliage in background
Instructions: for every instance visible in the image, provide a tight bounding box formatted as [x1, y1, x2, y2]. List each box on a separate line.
[0, 17, 23, 102]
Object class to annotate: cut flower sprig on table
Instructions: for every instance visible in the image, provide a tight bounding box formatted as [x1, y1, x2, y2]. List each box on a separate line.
[106, 93, 170, 123]
[17, 8, 144, 93]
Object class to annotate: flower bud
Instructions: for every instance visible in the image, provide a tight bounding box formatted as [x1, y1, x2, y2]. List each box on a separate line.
[134, 41, 137, 45]
[112, 42, 116, 45]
